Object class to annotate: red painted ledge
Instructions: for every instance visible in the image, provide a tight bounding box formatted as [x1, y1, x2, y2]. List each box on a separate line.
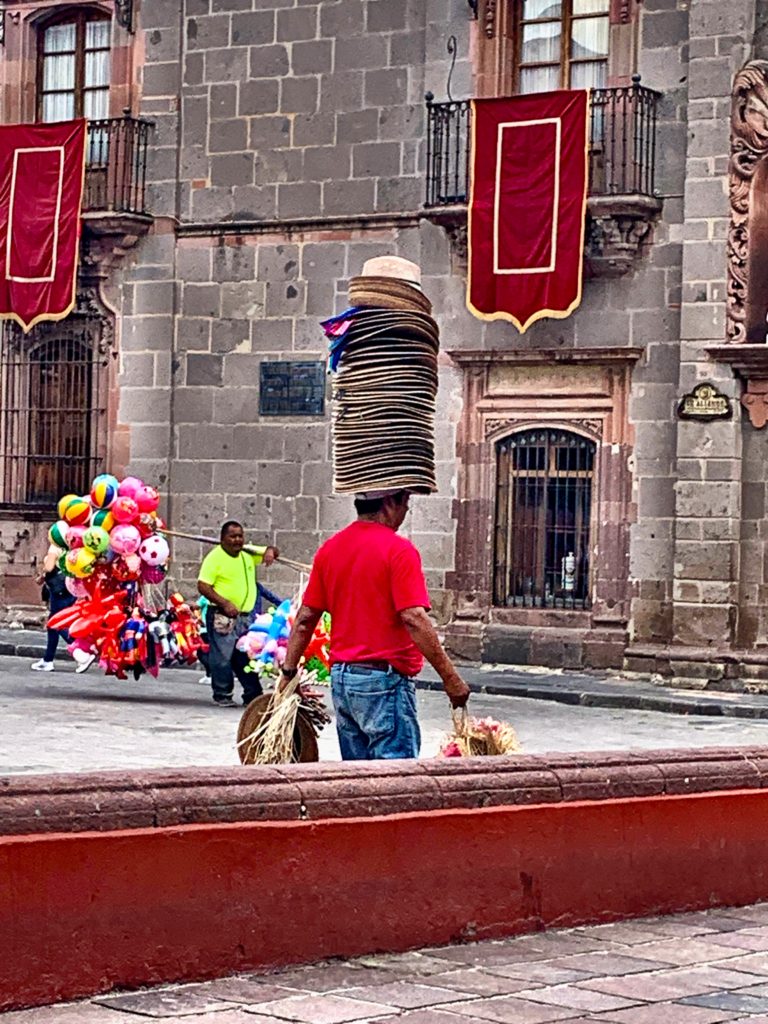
[2, 750, 768, 1011]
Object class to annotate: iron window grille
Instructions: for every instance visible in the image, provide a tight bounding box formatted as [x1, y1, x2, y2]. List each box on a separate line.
[425, 78, 660, 207]
[259, 361, 326, 417]
[0, 308, 110, 512]
[494, 428, 595, 610]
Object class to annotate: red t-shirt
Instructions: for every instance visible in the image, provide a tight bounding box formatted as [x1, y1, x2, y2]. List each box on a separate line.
[302, 521, 430, 677]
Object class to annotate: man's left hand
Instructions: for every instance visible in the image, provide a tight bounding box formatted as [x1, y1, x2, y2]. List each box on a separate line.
[262, 546, 279, 566]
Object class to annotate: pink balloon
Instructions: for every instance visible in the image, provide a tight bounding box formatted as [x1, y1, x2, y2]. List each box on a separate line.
[118, 476, 144, 499]
[110, 524, 141, 555]
[135, 485, 160, 514]
[112, 496, 139, 524]
[65, 576, 89, 598]
[66, 526, 86, 549]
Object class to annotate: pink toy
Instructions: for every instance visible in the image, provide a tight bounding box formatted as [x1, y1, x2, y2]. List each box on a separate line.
[112, 496, 139, 524]
[118, 476, 144, 499]
[110, 524, 141, 555]
[135, 485, 160, 514]
[66, 525, 87, 549]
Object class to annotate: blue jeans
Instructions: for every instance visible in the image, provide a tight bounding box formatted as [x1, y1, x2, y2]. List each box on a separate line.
[331, 663, 421, 760]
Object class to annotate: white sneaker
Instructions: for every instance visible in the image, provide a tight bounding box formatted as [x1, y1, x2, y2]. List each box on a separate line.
[31, 660, 54, 672]
[198, 674, 210, 685]
[75, 653, 96, 674]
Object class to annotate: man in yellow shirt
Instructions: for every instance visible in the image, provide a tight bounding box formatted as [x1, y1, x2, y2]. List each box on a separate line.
[198, 520, 279, 707]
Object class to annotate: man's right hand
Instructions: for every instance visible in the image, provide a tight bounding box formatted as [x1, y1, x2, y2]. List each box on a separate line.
[443, 673, 470, 709]
[220, 600, 240, 618]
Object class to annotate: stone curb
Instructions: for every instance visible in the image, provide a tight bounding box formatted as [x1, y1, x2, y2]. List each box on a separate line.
[2, 746, 768, 836]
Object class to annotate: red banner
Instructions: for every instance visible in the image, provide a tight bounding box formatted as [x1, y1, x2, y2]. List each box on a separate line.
[467, 91, 589, 333]
[0, 119, 86, 332]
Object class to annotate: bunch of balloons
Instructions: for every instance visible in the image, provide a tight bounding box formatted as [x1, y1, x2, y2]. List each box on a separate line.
[46, 473, 207, 679]
[237, 602, 331, 682]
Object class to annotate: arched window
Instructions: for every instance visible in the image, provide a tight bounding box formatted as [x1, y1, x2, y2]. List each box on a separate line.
[0, 308, 110, 509]
[494, 428, 595, 609]
[37, 9, 111, 123]
[515, 0, 610, 94]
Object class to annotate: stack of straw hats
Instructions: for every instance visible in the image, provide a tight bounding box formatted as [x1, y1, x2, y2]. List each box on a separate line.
[327, 257, 439, 496]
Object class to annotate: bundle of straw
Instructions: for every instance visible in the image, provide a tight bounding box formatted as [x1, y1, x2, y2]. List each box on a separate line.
[439, 709, 521, 758]
[236, 675, 331, 765]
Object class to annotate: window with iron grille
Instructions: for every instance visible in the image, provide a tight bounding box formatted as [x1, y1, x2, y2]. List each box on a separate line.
[494, 428, 595, 609]
[0, 310, 110, 511]
[259, 361, 326, 417]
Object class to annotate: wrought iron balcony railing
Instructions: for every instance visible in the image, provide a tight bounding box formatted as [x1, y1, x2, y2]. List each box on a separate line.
[425, 77, 661, 208]
[83, 112, 152, 218]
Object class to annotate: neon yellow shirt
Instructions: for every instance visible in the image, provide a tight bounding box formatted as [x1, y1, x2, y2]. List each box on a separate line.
[198, 546, 264, 613]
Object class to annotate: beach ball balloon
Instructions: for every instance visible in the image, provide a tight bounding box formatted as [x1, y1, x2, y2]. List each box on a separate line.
[135, 485, 160, 514]
[66, 525, 86, 549]
[110, 523, 141, 555]
[57, 552, 73, 576]
[138, 535, 169, 566]
[49, 520, 70, 549]
[83, 525, 110, 555]
[65, 577, 89, 598]
[65, 547, 96, 579]
[112, 496, 139, 524]
[90, 474, 119, 509]
[118, 476, 144, 499]
[62, 496, 91, 527]
[57, 493, 78, 520]
[91, 508, 115, 532]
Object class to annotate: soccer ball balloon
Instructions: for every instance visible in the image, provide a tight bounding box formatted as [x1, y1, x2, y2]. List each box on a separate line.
[138, 535, 169, 566]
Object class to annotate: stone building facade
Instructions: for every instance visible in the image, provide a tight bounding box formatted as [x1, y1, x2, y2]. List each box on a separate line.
[0, 0, 767, 684]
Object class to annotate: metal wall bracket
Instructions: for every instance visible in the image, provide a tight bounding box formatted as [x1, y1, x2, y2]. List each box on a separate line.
[467, 0, 479, 16]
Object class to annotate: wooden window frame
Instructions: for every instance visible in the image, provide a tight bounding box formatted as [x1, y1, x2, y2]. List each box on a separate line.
[512, 0, 610, 93]
[36, 7, 111, 122]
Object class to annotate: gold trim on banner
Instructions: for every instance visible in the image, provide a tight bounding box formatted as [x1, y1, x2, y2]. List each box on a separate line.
[466, 91, 590, 335]
[0, 119, 87, 334]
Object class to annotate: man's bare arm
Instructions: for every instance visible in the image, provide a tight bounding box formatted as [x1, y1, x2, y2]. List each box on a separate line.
[399, 606, 470, 708]
[280, 603, 323, 680]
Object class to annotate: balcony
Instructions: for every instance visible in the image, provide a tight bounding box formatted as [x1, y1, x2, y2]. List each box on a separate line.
[424, 78, 663, 277]
[81, 112, 153, 273]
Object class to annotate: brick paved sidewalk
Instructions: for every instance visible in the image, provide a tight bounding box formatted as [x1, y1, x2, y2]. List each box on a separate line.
[8, 904, 768, 1022]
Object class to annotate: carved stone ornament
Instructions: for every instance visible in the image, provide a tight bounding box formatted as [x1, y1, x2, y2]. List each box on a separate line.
[677, 382, 733, 421]
[484, 0, 497, 38]
[114, 0, 134, 32]
[484, 417, 603, 441]
[585, 195, 662, 277]
[727, 60, 768, 344]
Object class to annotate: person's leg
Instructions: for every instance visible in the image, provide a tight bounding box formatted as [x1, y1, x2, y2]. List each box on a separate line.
[232, 615, 262, 704]
[331, 664, 371, 760]
[205, 610, 236, 703]
[341, 668, 421, 760]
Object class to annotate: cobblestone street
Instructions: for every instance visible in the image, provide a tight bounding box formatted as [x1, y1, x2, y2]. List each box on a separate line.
[8, 904, 768, 1022]
[4, 655, 768, 775]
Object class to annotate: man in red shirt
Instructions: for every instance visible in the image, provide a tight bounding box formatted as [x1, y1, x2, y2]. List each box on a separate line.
[280, 490, 470, 759]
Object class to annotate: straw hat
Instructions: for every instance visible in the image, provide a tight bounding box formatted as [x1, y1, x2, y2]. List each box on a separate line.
[361, 256, 422, 286]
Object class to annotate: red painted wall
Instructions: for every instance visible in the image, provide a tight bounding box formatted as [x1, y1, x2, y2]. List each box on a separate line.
[2, 789, 768, 1011]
